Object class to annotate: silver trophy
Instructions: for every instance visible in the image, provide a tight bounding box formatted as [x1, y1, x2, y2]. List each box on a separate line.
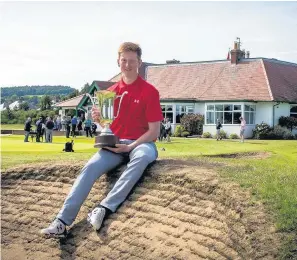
[86, 90, 128, 148]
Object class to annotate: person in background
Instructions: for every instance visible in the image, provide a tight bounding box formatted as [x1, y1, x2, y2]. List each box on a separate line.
[36, 117, 43, 142]
[164, 118, 171, 142]
[41, 42, 163, 237]
[56, 115, 62, 131]
[45, 117, 55, 143]
[91, 122, 98, 136]
[84, 116, 93, 138]
[216, 119, 223, 141]
[158, 120, 166, 142]
[24, 117, 32, 142]
[71, 116, 78, 137]
[61, 116, 66, 131]
[77, 117, 83, 136]
[239, 116, 246, 143]
[65, 116, 71, 138]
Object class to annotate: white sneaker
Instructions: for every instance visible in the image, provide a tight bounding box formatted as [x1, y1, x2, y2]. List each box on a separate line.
[40, 219, 66, 237]
[87, 207, 106, 231]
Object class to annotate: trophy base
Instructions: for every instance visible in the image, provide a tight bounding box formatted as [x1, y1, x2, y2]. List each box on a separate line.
[94, 135, 119, 148]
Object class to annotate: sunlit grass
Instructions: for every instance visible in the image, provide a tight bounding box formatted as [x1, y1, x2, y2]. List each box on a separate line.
[1, 124, 24, 130]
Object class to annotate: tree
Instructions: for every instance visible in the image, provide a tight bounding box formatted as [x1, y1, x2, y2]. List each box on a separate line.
[80, 83, 91, 94]
[68, 89, 80, 99]
[19, 101, 30, 111]
[6, 107, 14, 120]
[40, 95, 52, 110]
[180, 113, 204, 135]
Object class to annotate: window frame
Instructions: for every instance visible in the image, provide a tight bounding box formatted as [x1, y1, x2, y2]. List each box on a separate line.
[176, 104, 194, 123]
[290, 104, 297, 118]
[205, 102, 256, 125]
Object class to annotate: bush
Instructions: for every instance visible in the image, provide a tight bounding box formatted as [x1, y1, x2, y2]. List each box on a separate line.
[181, 131, 190, 137]
[180, 114, 204, 135]
[214, 130, 227, 139]
[173, 125, 186, 137]
[229, 133, 239, 139]
[202, 132, 212, 138]
[218, 130, 227, 139]
[272, 125, 295, 140]
[252, 122, 296, 140]
[252, 122, 272, 139]
[279, 116, 297, 131]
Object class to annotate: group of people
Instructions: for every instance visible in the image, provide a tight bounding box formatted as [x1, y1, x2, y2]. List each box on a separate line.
[66, 115, 96, 138]
[24, 115, 99, 142]
[216, 116, 246, 142]
[158, 118, 171, 142]
[24, 116, 55, 143]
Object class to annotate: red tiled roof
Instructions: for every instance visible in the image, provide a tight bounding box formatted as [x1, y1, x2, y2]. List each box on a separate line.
[146, 59, 297, 102]
[55, 94, 85, 107]
[263, 59, 297, 102]
[94, 81, 115, 90]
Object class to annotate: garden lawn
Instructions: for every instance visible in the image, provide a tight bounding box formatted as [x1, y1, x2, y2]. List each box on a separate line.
[1, 135, 297, 257]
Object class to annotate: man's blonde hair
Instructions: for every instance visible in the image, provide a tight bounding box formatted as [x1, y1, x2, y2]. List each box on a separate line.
[118, 42, 142, 59]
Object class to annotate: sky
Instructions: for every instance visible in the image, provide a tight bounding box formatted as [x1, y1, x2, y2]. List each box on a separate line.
[0, 1, 297, 90]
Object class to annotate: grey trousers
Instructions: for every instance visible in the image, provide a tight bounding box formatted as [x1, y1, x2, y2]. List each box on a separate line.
[24, 131, 30, 142]
[56, 140, 158, 226]
[46, 129, 53, 143]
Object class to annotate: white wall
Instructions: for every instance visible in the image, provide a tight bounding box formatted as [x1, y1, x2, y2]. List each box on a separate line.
[256, 102, 272, 125]
[275, 103, 290, 125]
[203, 124, 255, 138]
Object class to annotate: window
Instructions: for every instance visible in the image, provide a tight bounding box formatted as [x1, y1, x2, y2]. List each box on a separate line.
[244, 105, 256, 124]
[162, 105, 173, 122]
[175, 105, 194, 123]
[290, 105, 297, 118]
[206, 103, 254, 124]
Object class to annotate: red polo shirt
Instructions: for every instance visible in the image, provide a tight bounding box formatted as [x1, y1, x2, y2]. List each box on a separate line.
[108, 76, 163, 140]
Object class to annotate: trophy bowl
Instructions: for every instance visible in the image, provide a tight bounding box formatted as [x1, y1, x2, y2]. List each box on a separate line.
[86, 90, 128, 148]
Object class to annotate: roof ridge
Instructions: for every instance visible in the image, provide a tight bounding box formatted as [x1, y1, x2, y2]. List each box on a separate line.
[260, 59, 274, 101]
[262, 58, 297, 66]
[55, 93, 85, 105]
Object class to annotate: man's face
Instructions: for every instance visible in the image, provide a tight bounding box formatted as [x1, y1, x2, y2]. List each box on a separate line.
[118, 51, 142, 78]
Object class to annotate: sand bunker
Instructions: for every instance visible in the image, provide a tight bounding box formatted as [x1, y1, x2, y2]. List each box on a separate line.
[1, 159, 281, 259]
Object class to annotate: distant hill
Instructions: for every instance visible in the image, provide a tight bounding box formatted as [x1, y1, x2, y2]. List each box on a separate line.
[0, 85, 76, 97]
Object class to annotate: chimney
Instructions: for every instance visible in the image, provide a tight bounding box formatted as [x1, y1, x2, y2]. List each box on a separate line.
[166, 59, 180, 64]
[230, 38, 245, 64]
[246, 51, 250, 58]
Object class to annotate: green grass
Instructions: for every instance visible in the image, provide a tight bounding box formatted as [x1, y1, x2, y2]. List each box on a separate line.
[1, 135, 297, 257]
[1, 124, 25, 130]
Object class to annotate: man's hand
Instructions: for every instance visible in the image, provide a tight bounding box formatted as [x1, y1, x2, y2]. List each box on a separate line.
[91, 106, 101, 123]
[104, 144, 134, 153]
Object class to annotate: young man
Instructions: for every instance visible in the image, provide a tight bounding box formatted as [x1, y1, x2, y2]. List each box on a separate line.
[41, 42, 163, 237]
[239, 116, 246, 143]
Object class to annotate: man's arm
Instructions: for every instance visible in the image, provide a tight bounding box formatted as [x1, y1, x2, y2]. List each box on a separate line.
[105, 121, 160, 153]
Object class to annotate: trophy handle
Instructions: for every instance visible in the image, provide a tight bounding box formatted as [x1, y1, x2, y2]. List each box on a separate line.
[114, 91, 128, 119]
[86, 93, 97, 107]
